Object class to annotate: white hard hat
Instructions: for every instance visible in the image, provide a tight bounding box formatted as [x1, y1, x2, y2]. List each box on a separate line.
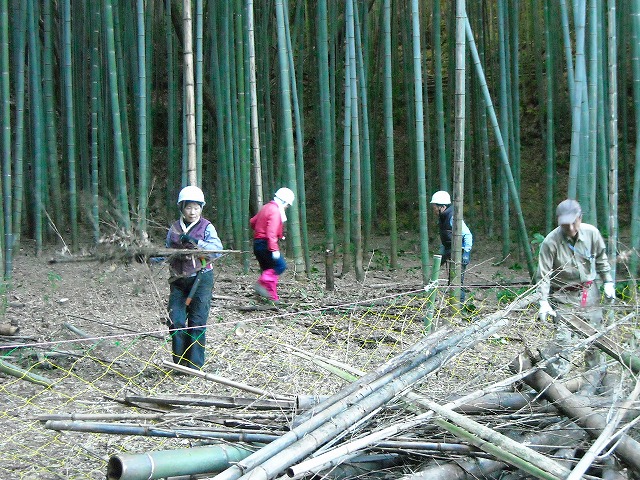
[177, 185, 206, 206]
[274, 187, 295, 206]
[430, 190, 451, 205]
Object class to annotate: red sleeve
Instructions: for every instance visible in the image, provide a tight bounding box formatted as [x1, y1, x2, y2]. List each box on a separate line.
[264, 204, 282, 251]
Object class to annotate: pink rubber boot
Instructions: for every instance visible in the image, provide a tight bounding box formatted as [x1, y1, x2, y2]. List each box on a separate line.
[261, 268, 279, 300]
[254, 271, 271, 299]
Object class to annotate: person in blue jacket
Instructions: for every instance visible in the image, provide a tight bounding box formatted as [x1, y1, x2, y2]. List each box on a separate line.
[430, 190, 473, 300]
[165, 186, 223, 369]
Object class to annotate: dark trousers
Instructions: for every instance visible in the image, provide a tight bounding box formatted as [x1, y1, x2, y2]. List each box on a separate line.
[253, 239, 287, 274]
[443, 251, 469, 301]
[167, 269, 214, 369]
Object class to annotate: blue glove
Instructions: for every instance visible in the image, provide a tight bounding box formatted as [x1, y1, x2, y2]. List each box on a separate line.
[462, 250, 471, 265]
[180, 233, 198, 246]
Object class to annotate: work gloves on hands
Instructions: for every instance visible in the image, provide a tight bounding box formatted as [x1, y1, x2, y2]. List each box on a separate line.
[604, 282, 616, 299]
[538, 300, 556, 321]
[180, 233, 198, 246]
[272, 250, 281, 260]
[462, 251, 471, 265]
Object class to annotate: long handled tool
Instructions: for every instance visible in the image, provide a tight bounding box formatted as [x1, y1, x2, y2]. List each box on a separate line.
[185, 259, 207, 306]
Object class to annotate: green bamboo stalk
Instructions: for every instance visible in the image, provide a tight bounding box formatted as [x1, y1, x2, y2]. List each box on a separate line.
[112, 3, 135, 207]
[136, 0, 148, 237]
[233, 0, 250, 273]
[475, 2, 494, 238]
[466, 18, 535, 278]
[497, 0, 511, 259]
[166, 0, 177, 212]
[316, 0, 336, 289]
[274, 0, 303, 272]
[104, 0, 131, 231]
[27, 0, 45, 255]
[607, 0, 618, 280]
[382, 0, 398, 269]
[630, 0, 640, 277]
[346, 0, 364, 281]
[90, 0, 100, 243]
[247, 0, 263, 208]
[450, 0, 467, 298]
[432, 0, 448, 190]
[0, 0, 10, 276]
[341, 39, 352, 276]
[544, 0, 556, 233]
[281, 0, 310, 274]
[12, 0, 26, 249]
[62, 0, 79, 251]
[585, 0, 599, 224]
[568, 0, 587, 199]
[42, 0, 63, 230]
[560, 0, 576, 102]
[410, 0, 430, 286]
[352, 5, 372, 254]
[183, 0, 197, 186]
[195, 0, 203, 184]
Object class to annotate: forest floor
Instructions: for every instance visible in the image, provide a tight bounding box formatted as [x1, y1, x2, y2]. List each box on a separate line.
[1, 229, 638, 479]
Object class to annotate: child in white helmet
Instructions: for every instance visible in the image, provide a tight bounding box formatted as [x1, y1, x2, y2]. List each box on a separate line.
[165, 185, 223, 369]
[250, 187, 295, 302]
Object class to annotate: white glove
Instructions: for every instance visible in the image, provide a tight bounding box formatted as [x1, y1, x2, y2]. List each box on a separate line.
[538, 300, 556, 321]
[604, 282, 616, 299]
[272, 250, 281, 260]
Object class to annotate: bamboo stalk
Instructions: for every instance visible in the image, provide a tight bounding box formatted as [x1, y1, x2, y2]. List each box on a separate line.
[566, 374, 640, 479]
[45, 420, 279, 443]
[161, 360, 293, 401]
[516, 355, 640, 472]
[123, 394, 294, 410]
[214, 294, 537, 480]
[0, 358, 55, 387]
[421, 400, 571, 479]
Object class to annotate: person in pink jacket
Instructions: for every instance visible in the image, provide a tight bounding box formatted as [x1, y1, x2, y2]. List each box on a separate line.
[250, 187, 295, 301]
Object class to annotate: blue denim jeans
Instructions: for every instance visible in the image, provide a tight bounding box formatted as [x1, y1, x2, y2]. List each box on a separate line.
[253, 239, 287, 274]
[167, 269, 214, 369]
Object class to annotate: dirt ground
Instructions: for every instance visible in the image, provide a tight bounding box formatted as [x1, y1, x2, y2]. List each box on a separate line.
[3, 231, 625, 479]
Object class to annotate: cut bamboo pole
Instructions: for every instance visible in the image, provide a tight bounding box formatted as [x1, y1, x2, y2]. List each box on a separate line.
[515, 355, 640, 473]
[214, 294, 537, 480]
[45, 420, 280, 443]
[0, 358, 55, 387]
[161, 360, 293, 401]
[562, 312, 640, 373]
[107, 444, 254, 480]
[566, 374, 640, 480]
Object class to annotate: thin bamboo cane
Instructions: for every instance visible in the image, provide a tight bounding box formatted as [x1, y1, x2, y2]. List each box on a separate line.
[607, 0, 618, 280]
[465, 18, 535, 278]
[136, 0, 148, 237]
[410, 0, 431, 286]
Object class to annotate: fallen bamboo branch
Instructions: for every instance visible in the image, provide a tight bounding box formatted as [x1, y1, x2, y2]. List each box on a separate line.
[422, 400, 571, 480]
[45, 420, 280, 443]
[48, 246, 242, 264]
[123, 393, 295, 410]
[161, 361, 293, 401]
[0, 358, 55, 387]
[562, 312, 640, 373]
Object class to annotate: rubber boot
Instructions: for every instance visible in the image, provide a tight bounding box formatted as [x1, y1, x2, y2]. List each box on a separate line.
[254, 271, 271, 299]
[261, 268, 279, 300]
